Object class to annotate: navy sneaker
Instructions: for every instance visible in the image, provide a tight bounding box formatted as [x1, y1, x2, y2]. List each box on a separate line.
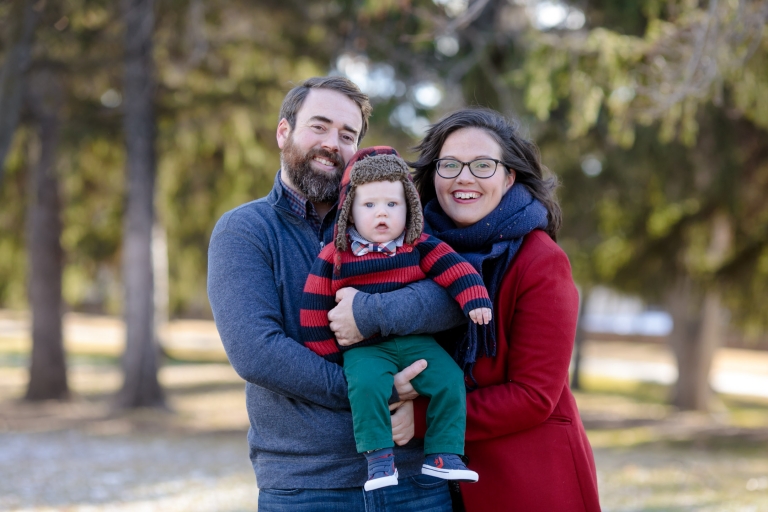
[422, 453, 479, 482]
[364, 448, 398, 491]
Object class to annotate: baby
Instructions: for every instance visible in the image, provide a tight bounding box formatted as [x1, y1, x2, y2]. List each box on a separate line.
[300, 146, 491, 491]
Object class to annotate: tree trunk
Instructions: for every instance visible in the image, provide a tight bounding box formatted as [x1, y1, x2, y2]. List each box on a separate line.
[115, 0, 164, 409]
[666, 279, 720, 410]
[24, 69, 67, 401]
[570, 286, 589, 390]
[0, 0, 40, 184]
[152, 221, 169, 347]
[667, 213, 732, 411]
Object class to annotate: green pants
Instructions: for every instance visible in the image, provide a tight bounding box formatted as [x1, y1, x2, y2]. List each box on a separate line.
[343, 334, 466, 455]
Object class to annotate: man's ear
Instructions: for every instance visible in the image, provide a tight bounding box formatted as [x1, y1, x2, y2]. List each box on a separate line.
[276, 118, 291, 149]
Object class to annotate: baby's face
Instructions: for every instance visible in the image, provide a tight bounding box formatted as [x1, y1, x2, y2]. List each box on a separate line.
[350, 180, 407, 243]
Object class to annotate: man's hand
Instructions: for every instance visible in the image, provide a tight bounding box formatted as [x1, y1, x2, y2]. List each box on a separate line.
[394, 359, 427, 400]
[390, 400, 415, 446]
[328, 287, 364, 346]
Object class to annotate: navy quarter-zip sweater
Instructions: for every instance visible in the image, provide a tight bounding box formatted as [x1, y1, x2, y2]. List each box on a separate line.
[207, 172, 465, 489]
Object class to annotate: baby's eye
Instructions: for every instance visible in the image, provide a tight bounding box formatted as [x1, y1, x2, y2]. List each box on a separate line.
[365, 202, 374, 208]
[387, 202, 396, 207]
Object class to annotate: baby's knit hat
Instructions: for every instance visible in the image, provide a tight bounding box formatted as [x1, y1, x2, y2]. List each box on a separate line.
[334, 147, 424, 252]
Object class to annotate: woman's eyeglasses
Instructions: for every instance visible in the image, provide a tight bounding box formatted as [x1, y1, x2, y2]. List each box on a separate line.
[434, 158, 503, 179]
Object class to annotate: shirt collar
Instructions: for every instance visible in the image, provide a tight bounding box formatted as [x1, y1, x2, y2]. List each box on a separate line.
[279, 173, 313, 219]
[348, 226, 405, 257]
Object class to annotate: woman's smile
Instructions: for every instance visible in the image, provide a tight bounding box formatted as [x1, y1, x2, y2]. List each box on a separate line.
[451, 190, 482, 201]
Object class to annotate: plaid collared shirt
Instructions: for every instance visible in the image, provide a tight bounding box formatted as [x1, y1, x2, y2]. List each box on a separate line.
[348, 226, 404, 257]
[280, 174, 324, 236]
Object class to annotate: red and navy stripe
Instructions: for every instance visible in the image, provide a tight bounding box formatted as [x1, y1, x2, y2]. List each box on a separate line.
[299, 234, 493, 363]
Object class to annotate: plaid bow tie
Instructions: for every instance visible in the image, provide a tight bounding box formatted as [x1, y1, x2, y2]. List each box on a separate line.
[348, 227, 403, 257]
[351, 239, 398, 256]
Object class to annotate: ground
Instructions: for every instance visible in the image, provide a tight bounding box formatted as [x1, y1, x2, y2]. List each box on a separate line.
[1, 310, 767, 511]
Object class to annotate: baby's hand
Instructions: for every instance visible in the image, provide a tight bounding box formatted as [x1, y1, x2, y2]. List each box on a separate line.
[468, 307, 492, 325]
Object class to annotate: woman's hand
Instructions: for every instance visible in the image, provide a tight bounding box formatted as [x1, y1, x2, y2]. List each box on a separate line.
[394, 359, 427, 400]
[390, 400, 415, 446]
[328, 287, 363, 346]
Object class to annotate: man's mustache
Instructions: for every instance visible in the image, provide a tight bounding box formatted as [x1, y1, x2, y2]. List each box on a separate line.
[308, 148, 343, 169]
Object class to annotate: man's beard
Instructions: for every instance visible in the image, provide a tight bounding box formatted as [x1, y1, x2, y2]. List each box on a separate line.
[281, 136, 344, 203]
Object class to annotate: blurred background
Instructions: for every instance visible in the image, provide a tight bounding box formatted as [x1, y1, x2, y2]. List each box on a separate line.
[1, 0, 767, 510]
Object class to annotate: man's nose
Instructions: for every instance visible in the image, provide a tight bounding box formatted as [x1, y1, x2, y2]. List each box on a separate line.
[321, 129, 341, 152]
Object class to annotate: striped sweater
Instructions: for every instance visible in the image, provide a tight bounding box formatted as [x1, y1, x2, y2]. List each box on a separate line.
[300, 231, 493, 363]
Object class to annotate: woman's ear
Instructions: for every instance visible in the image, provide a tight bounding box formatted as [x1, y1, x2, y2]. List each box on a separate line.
[505, 169, 516, 190]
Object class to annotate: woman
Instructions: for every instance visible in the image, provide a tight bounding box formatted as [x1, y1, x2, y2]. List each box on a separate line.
[408, 108, 601, 512]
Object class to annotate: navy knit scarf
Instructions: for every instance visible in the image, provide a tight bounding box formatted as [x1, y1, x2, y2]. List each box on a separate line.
[424, 183, 549, 379]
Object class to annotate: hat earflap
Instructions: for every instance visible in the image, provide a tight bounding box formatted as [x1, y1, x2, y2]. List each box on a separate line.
[402, 177, 423, 245]
[335, 185, 355, 251]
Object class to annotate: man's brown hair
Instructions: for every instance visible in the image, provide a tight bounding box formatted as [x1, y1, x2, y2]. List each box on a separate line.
[278, 76, 372, 144]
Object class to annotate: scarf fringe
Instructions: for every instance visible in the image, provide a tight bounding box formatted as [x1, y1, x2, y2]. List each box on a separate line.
[457, 320, 496, 388]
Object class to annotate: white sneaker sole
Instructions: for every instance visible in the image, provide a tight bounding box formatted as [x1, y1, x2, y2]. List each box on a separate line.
[364, 469, 399, 491]
[422, 465, 479, 482]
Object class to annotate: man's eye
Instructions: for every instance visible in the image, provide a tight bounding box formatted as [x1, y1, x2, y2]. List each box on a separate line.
[342, 134, 356, 143]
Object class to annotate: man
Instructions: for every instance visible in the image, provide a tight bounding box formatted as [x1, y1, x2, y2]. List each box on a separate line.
[207, 76, 464, 511]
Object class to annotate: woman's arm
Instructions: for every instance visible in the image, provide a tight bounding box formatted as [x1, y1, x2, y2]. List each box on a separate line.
[464, 240, 579, 442]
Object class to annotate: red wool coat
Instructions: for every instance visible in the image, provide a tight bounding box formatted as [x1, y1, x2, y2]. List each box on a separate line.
[415, 230, 601, 512]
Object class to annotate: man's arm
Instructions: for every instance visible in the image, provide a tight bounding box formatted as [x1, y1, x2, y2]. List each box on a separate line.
[352, 278, 467, 339]
[207, 224, 350, 410]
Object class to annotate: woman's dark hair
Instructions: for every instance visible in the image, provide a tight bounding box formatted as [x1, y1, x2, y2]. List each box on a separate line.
[410, 108, 562, 240]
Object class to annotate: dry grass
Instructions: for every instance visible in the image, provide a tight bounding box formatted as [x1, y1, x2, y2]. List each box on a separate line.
[2, 327, 768, 510]
[577, 376, 768, 512]
[0, 359, 257, 512]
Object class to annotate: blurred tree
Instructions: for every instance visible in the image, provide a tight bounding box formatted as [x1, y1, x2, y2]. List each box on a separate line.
[2, 0, 765, 414]
[0, 0, 39, 184]
[337, 0, 768, 411]
[24, 66, 68, 401]
[116, 0, 164, 408]
[515, 0, 768, 411]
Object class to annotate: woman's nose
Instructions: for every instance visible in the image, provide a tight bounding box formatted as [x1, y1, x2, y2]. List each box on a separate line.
[456, 164, 475, 183]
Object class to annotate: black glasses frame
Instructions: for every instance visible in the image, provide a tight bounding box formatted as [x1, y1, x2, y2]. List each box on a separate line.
[433, 158, 504, 179]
